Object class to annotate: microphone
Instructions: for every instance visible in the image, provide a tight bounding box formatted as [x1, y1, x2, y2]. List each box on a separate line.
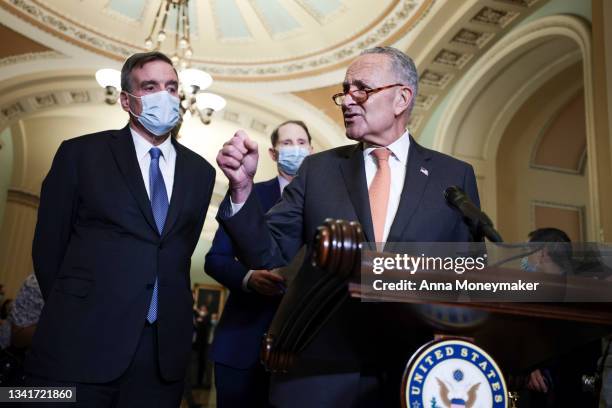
[445, 186, 503, 242]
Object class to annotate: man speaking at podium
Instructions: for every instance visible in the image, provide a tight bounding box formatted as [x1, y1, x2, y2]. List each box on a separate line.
[216, 47, 480, 407]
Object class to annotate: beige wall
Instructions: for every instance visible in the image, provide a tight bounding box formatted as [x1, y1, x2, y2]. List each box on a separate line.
[497, 63, 589, 242]
[0, 106, 128, 296]
[0, 127, 12, 230]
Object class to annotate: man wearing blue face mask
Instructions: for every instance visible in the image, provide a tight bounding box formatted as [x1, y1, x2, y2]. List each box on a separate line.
[25, 52, 216, 407]
[270, 122, 313, 181]
[205, 120, 312, 408]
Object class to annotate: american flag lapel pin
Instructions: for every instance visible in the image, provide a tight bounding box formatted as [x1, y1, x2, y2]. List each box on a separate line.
[420, 166, 429, 176]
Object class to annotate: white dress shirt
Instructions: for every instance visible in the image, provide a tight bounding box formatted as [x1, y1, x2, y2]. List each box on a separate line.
[363, 131, 410, 242]
[130, 127, 176, 202]
[277, 174, 290, 194]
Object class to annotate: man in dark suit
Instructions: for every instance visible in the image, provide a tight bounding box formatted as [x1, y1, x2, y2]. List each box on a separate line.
[26, 51, 215, 407]
[216, 46, 480, 407]
[205, 120, 313, 407]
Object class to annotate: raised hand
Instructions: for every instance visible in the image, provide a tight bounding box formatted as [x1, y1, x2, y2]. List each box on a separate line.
[217, 130, 259, 203]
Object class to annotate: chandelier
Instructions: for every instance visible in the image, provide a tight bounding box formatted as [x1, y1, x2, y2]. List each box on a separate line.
[145, 0, 192, 69]
[95, 0, 226, 125]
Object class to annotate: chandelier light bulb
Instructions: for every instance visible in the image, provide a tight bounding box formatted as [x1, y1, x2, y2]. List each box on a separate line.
[95, 68, 121, 90]
[179, 69, 212, 94]
[184, 48, 193, 58]
[179, 38, 188, 49]
[196, 93, 226, 112]
[157, 30, 166, 42]
[144, 37, 154, 50]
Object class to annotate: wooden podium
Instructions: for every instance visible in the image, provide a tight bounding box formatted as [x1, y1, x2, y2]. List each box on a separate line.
[261, 219, 612, 389]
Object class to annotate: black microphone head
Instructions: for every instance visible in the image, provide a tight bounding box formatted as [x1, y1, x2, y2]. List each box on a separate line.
[444, 185, 464, 206]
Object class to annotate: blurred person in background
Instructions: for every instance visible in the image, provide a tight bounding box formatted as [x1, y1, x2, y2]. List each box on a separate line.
[522, 228, 601, 407]
[205, 120, 313, 408]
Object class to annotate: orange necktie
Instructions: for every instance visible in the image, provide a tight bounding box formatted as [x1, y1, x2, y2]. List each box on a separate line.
[369, 148, 391, 244]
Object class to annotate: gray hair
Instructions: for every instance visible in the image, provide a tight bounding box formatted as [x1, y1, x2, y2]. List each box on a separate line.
[361, 46, 418, 116]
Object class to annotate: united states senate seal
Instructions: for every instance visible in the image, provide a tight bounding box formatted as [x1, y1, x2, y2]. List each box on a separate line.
[402, 339, 507, 408]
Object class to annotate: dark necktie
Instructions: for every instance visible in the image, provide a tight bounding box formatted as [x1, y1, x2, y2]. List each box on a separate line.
[146, 147, 168, 323]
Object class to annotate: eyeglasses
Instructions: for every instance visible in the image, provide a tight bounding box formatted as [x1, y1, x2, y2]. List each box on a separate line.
[331, 83, 405, 106]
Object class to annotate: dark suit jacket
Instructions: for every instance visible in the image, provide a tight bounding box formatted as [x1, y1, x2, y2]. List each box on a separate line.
[27, 125, 215, 383]
[205, 177, 282, 369]
[218, 137, 480, 367]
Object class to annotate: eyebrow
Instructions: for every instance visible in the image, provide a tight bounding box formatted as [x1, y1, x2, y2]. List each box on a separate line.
[139, 80, 179, 87]
[342, 79, 373, 90]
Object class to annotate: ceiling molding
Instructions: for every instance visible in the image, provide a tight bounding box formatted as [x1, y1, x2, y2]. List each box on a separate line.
[0, 50, 63, 68]
[7, 187, 39, 208]
[0, 0, 135, 60]
[0, 86, 99, 130]
[406, 0, 546, 135]
[0, 0, 438, 81]
[433, 14, 589, 157]
[203, 0, 434, 80]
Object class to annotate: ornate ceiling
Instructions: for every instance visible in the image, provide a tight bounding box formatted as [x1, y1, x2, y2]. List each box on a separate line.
[0, 0, 433, 80]
[0, 0, 547, 135]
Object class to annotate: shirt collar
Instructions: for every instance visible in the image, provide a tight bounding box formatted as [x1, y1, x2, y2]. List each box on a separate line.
[278, 175, 290, 193]
[130, 126, 173, 161]
[363, 130, 411, 165]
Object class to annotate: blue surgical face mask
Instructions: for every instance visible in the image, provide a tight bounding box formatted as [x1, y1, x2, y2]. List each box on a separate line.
[128, 90, 180, 137]
[277, 146, 309, 176]
[520, 256, 538, 273]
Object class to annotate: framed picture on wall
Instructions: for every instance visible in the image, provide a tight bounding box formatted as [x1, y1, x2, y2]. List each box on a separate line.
[193, 283, 227, 317]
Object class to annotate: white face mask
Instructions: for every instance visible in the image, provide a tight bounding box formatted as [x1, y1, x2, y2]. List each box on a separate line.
[127, 90, 180, 136]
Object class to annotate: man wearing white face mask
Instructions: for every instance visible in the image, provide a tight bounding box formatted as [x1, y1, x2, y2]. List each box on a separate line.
[205, 120, 313, 408]
[25, 52, 216, 407]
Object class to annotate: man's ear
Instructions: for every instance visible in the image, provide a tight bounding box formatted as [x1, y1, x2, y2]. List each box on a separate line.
[268, 147, 278, 162]
[119, 91, 130, 114]
[394, 86, 412, 116]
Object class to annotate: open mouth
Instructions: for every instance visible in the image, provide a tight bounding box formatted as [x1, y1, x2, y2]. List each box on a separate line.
[343, 112, 362, 122]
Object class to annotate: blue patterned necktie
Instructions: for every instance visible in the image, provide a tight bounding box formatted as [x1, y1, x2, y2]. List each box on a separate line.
[146, 147, 168, 323]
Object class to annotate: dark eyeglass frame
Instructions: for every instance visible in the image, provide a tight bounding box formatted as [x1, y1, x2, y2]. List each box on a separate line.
[331, 83, 405, 106]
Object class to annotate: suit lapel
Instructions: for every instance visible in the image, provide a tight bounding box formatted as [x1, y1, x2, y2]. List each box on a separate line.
[339, 144, 375, 242]
[265, 177, 281, 207]
[272, 178, 281, 203]
[162, 138, 187, 238]
[108, 125, 158, 234]
[386, 136, 432, 244]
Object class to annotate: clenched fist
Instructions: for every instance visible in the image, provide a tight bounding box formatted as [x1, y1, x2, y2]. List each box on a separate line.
[217, 130, 259, 203]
